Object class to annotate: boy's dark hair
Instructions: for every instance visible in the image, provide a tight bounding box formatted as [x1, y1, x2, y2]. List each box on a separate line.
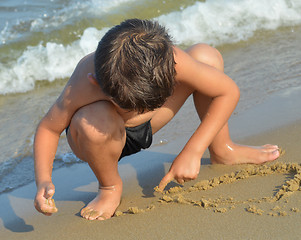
[94, 18, 176, 113]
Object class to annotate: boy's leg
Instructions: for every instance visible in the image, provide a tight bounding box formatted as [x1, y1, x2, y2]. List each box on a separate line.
[186, 44, 279, 164]
[67, 101, 126, 220]
[151, 44, 279, 164]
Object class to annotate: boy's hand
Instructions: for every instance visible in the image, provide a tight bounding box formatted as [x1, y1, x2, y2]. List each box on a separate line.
[158, 152, 201, 191]
[34, 182, 58, 216]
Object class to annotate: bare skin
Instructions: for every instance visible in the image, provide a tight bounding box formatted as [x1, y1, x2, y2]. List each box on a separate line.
[34, 43, 280, 221]
[157, 44, 279, 188]
[187, 45, 279, 166]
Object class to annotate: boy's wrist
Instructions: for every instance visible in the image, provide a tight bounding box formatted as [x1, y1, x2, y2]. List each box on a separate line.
[182, 142, 205, 159]
[178, 147, 203, 167]
[34, 162, 53, 187]
[35, 177, 52, 187]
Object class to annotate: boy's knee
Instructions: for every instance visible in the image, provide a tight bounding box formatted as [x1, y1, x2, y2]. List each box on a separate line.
[187, 43, 224, 71]
[70, 101, 125, 145]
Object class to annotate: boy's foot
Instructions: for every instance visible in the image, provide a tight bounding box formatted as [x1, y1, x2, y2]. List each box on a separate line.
[80, 184, 122, 220]
[210, 143, 280, 165]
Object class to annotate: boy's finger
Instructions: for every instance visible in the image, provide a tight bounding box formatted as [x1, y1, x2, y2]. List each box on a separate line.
[45, 185, 55, 199]
[158, 172, 174, 192]
[41, 199, 58, 215]
[176, 178, 185, 184]
[40, 205, 57, 215]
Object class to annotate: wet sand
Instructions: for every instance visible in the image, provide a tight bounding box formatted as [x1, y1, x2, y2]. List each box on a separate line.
[1, 87, 301, 240]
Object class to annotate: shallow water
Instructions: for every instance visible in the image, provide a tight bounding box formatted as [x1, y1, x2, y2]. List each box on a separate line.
[0, 0, 301, 193]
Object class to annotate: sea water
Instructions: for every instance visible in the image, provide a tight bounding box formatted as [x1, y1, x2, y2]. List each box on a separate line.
[0, 0, 300, 193]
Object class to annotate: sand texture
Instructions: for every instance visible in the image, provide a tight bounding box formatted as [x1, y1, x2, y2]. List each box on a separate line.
[117, 160, 301, 219]
[1, 89, 301, 240]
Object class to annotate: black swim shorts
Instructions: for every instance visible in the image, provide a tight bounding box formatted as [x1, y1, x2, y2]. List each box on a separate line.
[65, 120, 153, 161]
[119, 120, 153, 160]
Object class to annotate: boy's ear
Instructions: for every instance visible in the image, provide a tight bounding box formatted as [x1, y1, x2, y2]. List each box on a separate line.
[87, 73, 99, 86]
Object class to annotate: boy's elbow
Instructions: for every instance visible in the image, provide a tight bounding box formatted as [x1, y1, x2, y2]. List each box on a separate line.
[232, 83, 240, 104]
[235, 84, 240, 100]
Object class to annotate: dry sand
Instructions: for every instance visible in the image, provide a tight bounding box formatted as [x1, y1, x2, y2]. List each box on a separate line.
[1, 87, 301, 240]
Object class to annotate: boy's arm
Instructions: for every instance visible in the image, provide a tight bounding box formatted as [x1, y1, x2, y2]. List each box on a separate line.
[34, 53, 104, 215]
[159, 48, 240, 190]
[34, 94, 74, 215]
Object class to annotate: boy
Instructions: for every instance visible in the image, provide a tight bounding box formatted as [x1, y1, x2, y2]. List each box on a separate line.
[34, 19, 280, 220]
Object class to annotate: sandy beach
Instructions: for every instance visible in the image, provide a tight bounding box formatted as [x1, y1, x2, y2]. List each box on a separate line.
[1, 86, 301, 240]
[1, 1, 301, 239]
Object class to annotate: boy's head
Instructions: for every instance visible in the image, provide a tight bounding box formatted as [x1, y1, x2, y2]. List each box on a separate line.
[94, 18, 176, 113]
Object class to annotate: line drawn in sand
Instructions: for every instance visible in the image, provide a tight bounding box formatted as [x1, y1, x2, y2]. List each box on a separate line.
[115, 151, 301, 217]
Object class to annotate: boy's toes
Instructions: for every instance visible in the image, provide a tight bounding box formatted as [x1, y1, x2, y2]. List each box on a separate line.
[80, 207, 112, 221]
[80, 206, 90, 217]
[96, 212, 112, 221]
[80, 207, 97, 220]
[87, 209, 102, 220]
[261, 149, 280, 163]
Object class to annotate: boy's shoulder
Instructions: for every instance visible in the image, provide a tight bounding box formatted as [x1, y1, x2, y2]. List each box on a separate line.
[57, 53, 109, 111]
[173, 46, 200, 83]
[173, 46, 199, 73]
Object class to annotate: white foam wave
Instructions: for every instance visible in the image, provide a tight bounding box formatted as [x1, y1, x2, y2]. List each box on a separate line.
[1, 0, 301, 95]
[156, 0, 301, 46]
[0, 0, 134, 43]
[0, 27, 108, 94]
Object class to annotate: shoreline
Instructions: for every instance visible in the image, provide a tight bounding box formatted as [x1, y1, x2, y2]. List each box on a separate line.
[1, 86, 301, 239]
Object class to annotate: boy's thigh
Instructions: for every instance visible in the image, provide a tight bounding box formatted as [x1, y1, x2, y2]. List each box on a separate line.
[71, 100, 124, 136]
[67, 101, 126, 159]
